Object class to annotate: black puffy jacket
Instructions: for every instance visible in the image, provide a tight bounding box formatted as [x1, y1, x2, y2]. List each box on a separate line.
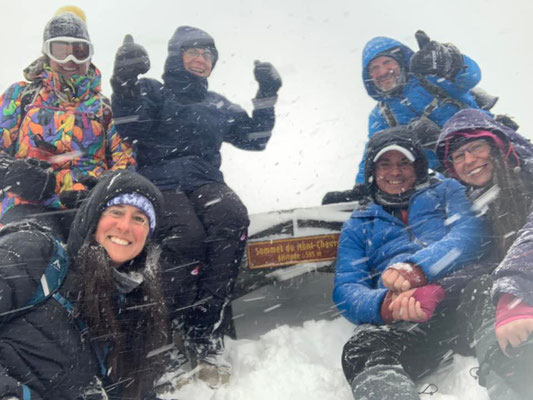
[0, 170, 165, 399]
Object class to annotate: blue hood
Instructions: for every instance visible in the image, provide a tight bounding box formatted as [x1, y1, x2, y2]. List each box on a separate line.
[362, 36, 414, 99]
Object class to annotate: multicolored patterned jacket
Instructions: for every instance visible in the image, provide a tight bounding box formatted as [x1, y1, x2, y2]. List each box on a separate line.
[0, 58, 136, 215]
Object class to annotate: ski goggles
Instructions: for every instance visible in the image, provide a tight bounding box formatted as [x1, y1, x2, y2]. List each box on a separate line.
[42, 37, 93, 64]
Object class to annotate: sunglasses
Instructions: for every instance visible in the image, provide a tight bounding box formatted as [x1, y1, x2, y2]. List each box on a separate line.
[42, 36, 93, 64]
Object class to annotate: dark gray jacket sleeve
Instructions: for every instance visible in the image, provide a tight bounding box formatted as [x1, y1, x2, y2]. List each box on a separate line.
[492, 202, 533, 304]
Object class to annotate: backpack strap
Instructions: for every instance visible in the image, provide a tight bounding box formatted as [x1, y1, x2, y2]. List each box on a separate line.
[52, 292, 109, 377]
[415, 74, 469, 111]
[25, 238, 68, 307]
[378, 101, 398, 128]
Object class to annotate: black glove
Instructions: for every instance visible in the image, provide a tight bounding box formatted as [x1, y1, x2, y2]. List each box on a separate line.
[3, 158, 56, 202]
[254, 60, 282, 99]
[321, 184, 368, 205]
[407, 116, 441, 151]
[111, 34, 150, 96]
[59, 175, 99, 209]
[59, 189, 89, 209]
[409, 30, 463, 80]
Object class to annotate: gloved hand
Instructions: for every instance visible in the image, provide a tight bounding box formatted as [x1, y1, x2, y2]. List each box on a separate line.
[59, 175, 99, 209]
[409, 30, 464, 80]
[3, 158, 56, 202]
[321, 184, 369, 205]
[407, 116, 441, 151]
[111, 34, 150, 96]
[254, 60, 282, 99]
[411, 284, 445, 322]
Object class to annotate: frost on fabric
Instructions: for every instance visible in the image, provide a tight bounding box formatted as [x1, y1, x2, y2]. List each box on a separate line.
[388, 262, 413, 273]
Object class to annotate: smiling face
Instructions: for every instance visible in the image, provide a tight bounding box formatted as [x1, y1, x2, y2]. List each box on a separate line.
[95, 204, 150, 267]
[450, 139, 494, 187]
[49, 59, 90, 79]
[368, 55, 402, 93]
[182, 47, 213, 77]
[375, 150, 416, 195]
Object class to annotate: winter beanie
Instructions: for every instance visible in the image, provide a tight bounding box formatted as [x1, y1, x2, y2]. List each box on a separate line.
[43, 11, 90, 42]
[106, 193, 157, 235]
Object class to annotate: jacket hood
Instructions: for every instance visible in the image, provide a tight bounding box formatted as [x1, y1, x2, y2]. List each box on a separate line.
[164, 25, 218, 76]
[362, 36, 414, 99]
[364, 125, 429, 198]
[67, 170, 164, 258]
[437, 108, 533, 174]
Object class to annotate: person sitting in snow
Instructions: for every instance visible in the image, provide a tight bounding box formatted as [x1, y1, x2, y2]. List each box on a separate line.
[110, 26, 282, 387]
[0, 7, 135, 232]
[333, 126, 486, 399]
[323, 30, 490, 205]
[437, 109, 533, 399]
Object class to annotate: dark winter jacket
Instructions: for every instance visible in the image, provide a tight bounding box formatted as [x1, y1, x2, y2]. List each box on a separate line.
[355, 36, 483, 183]
[112, 26, 276, 192]
[0, 170, 164, 399]
[437, 109, 533, 305]
[334, 178, 484, 325]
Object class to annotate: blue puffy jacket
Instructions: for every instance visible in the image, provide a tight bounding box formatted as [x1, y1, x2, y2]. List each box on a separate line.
[333, 178, 485, 325]
[355, 36, 483, 183]
[112, 26, 276, 192]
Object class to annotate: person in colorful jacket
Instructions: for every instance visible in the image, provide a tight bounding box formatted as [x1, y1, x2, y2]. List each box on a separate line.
[437, 109, 533, 399]
[110, 26, 282, 387]
[0, 9, 135, 222]
[334, 126, 485, 399]
[354, 30, 485, 184]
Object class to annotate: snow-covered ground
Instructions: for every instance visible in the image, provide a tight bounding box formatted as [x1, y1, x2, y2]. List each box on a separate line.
[2, 1, 531, 398]
[166, 318, 490, 399]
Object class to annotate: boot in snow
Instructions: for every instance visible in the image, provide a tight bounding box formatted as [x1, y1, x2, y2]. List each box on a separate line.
[350, 365, 420, 400]
[195, 335, 231, 388]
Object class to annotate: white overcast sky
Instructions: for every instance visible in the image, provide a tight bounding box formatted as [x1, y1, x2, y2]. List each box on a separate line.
[2, 0, 532, 213]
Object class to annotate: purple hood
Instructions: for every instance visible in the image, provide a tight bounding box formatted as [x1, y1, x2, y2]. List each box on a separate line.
[436, 108, 533, 169]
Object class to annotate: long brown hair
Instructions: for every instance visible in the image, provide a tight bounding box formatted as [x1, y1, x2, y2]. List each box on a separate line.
[74, 240, 169, 399]
[485, 153, 532, 258]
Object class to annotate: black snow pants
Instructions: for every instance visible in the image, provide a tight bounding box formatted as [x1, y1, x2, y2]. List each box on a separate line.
[158, 182, 249, 351]
[342, 302, 468, 399]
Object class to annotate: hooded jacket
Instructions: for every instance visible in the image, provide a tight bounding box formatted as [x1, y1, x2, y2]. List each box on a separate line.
[437, 109, 533, 306]
[112, 26, 276, 192]
[0, 59, 136, 216]
[0, 170, 163, 399]
[355, 36, 483, 183]
[334, 128, 485, 325]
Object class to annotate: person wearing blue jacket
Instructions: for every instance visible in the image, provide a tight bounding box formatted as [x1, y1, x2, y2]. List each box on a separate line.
[334, 126, 485, 399]
[110, 26, 282, 387]
[354, 30, 485, 185]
